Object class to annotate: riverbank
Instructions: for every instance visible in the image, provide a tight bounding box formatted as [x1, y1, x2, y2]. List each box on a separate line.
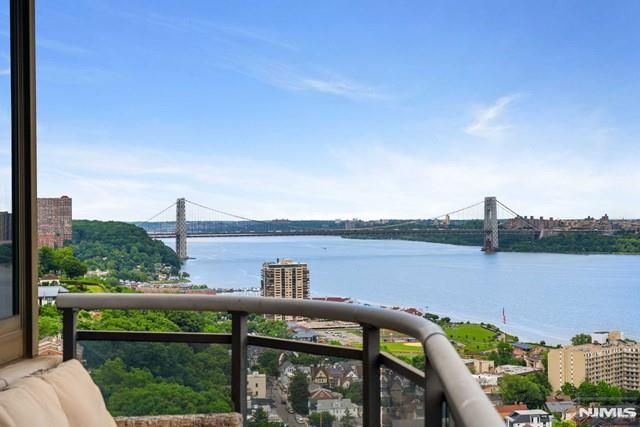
[344, 231, 640, 255]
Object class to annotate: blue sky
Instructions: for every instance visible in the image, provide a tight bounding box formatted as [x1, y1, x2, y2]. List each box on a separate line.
[15, 0, 640, 220]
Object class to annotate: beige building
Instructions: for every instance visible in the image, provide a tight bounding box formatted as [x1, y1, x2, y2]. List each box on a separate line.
[261, 258, 310, 320]
[37, 196, 72, 248]
[548, 336, 640, 391]
[247, 371, 267, 399]
[463, 358, 495, 374]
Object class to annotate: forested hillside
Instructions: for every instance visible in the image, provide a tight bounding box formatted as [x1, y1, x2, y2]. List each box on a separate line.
[348, 231, 640, 254]
[39, 307, 288, 416]
[70, 220, 180, 281]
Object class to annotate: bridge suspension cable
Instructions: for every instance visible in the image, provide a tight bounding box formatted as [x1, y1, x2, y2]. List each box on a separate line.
[331, 200, 486, 231]
[496, 199, 541, 231]
[184, 199, 306, 230]
[140, 201, 177, 225]
[430, 200, 484, 221]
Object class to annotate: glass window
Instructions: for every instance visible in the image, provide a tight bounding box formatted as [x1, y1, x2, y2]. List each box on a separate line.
[0, 0, 14, 321]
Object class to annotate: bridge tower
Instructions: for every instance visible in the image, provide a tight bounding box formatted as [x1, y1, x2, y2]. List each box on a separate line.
[176, 198, 187, 260]
[483, 196, 498, 253]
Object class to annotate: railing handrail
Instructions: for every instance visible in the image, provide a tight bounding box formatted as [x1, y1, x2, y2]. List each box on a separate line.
[57, 293, 504, 427]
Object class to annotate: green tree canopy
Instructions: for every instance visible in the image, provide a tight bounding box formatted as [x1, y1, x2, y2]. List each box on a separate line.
[341, 409, 357, 427]
[70, 220, 181, 280]
[38, 246, 88, 278]
[289, 370, 310, 415]
[247, 408, 285, 427]
[308, 411, 335, 427]
[570, 333, 592, 346]
[498, 374, 546, 408]
[256, 350, 280, 377]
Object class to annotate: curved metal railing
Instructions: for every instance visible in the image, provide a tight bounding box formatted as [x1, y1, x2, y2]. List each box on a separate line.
[57, 293, 503, 427]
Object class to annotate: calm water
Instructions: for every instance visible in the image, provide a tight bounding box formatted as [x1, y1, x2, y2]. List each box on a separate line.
[174, 236, 640, 344]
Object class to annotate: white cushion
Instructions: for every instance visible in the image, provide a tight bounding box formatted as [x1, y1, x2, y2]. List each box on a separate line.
[0, 376, 70, 427]
[38, 359, 116, 427]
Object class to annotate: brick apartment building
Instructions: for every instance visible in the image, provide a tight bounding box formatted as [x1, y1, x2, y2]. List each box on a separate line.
[37, 196, 72, 248]
[0, 212, 11, 242]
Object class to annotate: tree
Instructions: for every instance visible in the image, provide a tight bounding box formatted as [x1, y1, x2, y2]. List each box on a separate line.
[308, 411, 334, 427]
[61, 255, 88, 278]
[39, 246, 86, 277]
[38, 246, 56, 274]
[165, 311, 209, 333]
[488, 342, 524, 366]
[39, 304, 62, 338]
[107, 382, 230, 416]
[570, 333, 592, 346]
[250, 316, 289, 338]
[247, 408, 285, 427]
[70, 220, 181, 281]
[340, 381, 363, 405]
[256, 350, 280, 376]
[248, 408, 270, 426]
[410, 354, 425, 370]
[341, 409, 356, 427]
[289, 370, 310, 415]
[560, 383, 577, 397]
[561, 380, 636, 405]
[423, 312, 439, 322]
[39, 312, 62, 338]
[498, 374, 546, 408]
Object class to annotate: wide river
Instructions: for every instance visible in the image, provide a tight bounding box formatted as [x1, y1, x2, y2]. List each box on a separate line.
[175, 236, 640, 344]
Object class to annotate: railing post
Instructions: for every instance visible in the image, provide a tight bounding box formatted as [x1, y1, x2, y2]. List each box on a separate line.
[231, 311, 247, 419]
[362, 324, 380, 426]
[424, 357, 445, 427]
[62, 308, 77, 361]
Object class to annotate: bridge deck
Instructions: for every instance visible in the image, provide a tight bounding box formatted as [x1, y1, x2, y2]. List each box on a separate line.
[146, 228, 540, 238]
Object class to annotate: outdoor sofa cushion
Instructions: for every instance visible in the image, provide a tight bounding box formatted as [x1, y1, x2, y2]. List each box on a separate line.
[0, 376, 70, 427]
[37, 359, 117, 427]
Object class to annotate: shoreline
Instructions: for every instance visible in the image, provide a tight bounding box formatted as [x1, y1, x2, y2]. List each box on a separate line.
[342, 235, 640, 256]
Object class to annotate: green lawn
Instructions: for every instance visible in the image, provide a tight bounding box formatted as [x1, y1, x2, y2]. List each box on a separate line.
[443, 323, 503, 353]
[380, 341, 424, 355]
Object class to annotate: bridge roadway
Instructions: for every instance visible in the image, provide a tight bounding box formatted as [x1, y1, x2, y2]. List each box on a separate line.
[146, 228, 540, 239]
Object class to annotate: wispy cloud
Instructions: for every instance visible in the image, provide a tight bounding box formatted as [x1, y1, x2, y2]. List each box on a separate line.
[128, 12, 296, 51]
[221, 56, 388, 101]
[38, 38, 92, 56]
[203, 21, 297, 51]
[117, 9, 383, 101]
[465, 93, 521, 139]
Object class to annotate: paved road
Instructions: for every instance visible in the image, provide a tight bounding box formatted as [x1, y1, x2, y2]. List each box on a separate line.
[268, 379, 307, 426]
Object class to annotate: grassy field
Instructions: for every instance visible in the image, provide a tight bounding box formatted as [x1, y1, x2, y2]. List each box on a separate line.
[340, 323, 513, 357]
[443, 323, 509, 353]
[380, 341, 424, 355]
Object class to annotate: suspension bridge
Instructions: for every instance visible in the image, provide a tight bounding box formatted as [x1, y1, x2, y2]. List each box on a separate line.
[137, 197, 552, 260]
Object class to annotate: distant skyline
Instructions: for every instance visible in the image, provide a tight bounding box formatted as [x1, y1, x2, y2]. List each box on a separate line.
[5, 1, 640, 221]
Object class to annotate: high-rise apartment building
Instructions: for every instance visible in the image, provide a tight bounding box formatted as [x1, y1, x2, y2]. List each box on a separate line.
[261, 258, 310, 320]
[37, 196, 72, 248]
[0, 212, 11, 242]
[548, 334, 640, 391]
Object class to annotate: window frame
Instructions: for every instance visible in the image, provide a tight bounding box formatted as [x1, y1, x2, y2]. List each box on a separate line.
[0, 0, 37, 365]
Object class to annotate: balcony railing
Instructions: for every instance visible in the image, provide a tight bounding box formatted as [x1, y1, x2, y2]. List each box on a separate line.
[57, 293, 503, 427]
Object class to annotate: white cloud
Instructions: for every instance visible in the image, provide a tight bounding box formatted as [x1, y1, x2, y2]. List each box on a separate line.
[38, 38, 91, 56]
[465, 94, 521, 139]
[220, 56, 388, 101]
[37, 140, 640, 222]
